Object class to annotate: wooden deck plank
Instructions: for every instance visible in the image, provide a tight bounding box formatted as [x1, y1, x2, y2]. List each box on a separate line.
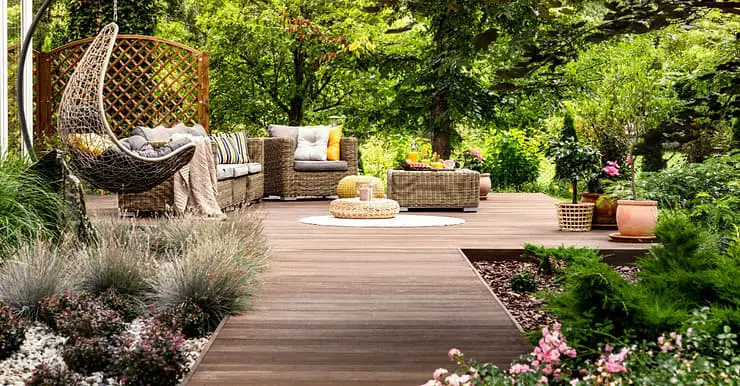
[86, 193, 644, 385]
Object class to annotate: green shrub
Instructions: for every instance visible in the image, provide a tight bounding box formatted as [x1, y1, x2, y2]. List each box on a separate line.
[509, 271, 538, 293]
[545, 211, 740, 348]
[0, 240, 72, 319]
[0, 302, 26, 360]
[26, 364, 83, 385]
[486, 131, 540, 190]
[97, 289, 143, 323]
[150, 214, 268, 330]
[0, 157, 64, 255]
[61, 335, 121, 375]
[547, 138, 601, 203]
[607, 151, 739, 208]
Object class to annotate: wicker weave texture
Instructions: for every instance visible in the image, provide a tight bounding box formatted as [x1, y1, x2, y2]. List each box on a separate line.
[556, 203, 594, 232]
[329, 198, 400, 219]
[386, 170, 479, 209]
[336, 176, 385, 198]
[118, 137, 264, 212]
[263, 136, 358, 198]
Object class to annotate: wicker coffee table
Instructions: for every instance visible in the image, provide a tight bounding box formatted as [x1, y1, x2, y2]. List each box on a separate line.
[386, 169, 479, 211]
[329, 198, 400, 219]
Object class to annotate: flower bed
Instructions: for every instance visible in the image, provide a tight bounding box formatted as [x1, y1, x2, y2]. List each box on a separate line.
[0, 214, 268, 385]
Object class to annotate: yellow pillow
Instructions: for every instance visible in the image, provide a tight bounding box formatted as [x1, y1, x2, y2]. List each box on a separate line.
[327, 125, 342, 161]
[68, 133, 114, 156]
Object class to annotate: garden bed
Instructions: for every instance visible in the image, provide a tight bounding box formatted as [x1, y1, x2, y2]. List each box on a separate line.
[462, 248, 646, 332]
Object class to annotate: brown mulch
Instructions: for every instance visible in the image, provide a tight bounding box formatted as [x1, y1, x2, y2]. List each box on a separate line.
[474, 260, 639, 332]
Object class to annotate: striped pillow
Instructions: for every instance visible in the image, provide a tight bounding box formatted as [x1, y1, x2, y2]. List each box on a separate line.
[211, 132, 250, 164]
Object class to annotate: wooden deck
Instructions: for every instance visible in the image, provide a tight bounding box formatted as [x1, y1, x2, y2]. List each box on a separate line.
[87, 193, 646, 385]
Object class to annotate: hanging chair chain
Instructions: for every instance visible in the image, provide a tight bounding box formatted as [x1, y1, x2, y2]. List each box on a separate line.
[113, 0, 118, 22]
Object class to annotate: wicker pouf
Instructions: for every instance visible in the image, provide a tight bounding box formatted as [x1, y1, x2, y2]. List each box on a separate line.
[329, 198, 400, 219]
[556, 202, 595, 232]
[336, 175, 385, 199]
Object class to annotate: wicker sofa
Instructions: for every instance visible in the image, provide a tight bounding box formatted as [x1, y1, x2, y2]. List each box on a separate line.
[263, 136, 358, 199]
[118, 137, 264, 213]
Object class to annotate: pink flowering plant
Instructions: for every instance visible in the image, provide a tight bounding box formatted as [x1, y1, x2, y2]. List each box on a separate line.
[463, 149, 486, 173]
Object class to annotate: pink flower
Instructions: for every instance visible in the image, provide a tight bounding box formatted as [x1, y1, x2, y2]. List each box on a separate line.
[604, 361, 627, 373]
[626, 155, 633, 165]
[604, 344, 613, 353]
[543, 364, 553, 374]
[566, 349, 577, 358]
[448, 348, 462, 359]
[554, 369, 562, 378]
[421, 381, 442, 386]
[445, 374, 465, 386]
[433, 368, 449, 380]
[603, 164, 620, 176]
[509, 363, 532, 375]
[539, 375, 549, 385]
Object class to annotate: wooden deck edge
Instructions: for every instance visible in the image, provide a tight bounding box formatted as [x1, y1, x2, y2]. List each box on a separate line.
[457, 248, 526, 334]
[182, 314, 231, 385]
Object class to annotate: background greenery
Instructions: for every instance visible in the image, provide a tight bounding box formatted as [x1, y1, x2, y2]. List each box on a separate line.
[4, 0, 738, 193]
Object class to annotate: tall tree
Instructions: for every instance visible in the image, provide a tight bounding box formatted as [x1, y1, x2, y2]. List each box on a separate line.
[66, 0, 161, 41]
[195, 0, 382, 131]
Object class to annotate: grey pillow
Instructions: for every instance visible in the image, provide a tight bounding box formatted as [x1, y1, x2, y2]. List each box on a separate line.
[267, 125, 300, 151]
[294, 126, 330, 161]
[132, 123, 207, 141]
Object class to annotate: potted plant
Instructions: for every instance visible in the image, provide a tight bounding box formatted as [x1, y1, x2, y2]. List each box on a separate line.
[463, 148, 490, 200]
[581, 161, 620, 229]
[548, 138, 601, 231]
[614, 122, 658, 238]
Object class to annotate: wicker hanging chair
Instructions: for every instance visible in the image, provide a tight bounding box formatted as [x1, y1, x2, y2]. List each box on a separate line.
[57, 23, 196, 194]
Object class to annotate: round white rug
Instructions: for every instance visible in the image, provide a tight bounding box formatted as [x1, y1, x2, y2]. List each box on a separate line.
[299, 215, 465, 228]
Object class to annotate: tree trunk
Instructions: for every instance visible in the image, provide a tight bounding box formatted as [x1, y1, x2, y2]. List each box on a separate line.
[289, 40, 306, 126]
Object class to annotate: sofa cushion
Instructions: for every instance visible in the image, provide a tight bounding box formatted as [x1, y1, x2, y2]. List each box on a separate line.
[267, 125, 300, 151]
[247, 163, 262, 175]
[132, 123, 207, 141]
[327, 125, 342, 161]
[216, 164, 250, 180]
[294, 160, 348, 172]
[211, 132, 250, 164]
[295, 126, 330, 161]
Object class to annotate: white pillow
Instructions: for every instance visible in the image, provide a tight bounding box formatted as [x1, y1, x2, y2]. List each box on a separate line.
[294, 126, 330, 161]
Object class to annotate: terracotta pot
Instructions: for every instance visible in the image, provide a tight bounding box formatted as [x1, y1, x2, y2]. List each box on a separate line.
[616, 200, 658, 236]
[581, 193, 618, 229]
[479, 173, 491, 200]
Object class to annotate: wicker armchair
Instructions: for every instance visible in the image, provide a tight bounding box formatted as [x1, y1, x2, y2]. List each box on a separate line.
[263, 136, 358, 199]
[118, 138, 264, 213]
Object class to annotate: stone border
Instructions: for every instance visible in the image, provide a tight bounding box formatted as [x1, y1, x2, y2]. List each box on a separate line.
[181, 315, 231, 385]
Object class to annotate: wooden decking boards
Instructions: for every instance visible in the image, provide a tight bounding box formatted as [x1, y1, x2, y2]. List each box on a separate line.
[86, 193, 646, 385]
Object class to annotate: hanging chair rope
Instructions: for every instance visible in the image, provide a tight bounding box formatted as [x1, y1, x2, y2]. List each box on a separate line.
[57, 23, 196, 194]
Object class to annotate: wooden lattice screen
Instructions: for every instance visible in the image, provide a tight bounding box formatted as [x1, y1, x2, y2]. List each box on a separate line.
[7, 35, 208, 152]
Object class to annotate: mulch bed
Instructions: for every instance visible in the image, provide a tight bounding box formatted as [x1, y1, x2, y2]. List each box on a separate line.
[474, 260, 639, 332]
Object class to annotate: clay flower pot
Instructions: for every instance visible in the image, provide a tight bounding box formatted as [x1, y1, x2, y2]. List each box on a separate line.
[581, 192, 618, 229]
[616, 200, 658, 236]
[479, 173, 491, 200]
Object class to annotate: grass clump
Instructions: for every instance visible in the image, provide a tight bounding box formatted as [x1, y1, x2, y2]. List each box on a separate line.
[0, 239, 72, 319]
[0, 157, 64, 256]
[74, 220, 155, 314]
[150, 214, 268, 331]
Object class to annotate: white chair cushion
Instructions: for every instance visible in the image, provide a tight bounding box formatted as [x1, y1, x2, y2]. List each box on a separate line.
[247, 163, 262, 174]
[294, 126, 330, 161]
[216, 164, 250, 180]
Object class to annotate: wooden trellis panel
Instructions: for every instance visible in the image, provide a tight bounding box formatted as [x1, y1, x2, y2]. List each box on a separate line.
[6, 35, 208, 152]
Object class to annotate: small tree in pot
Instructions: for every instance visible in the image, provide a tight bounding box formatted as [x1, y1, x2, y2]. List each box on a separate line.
[548, 138, 601, 231]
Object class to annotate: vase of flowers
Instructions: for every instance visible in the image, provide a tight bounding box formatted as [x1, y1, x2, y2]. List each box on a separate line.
[615, 123, 658, 238]
[463, 149, 490, 200]
[548, 138, 601, 231]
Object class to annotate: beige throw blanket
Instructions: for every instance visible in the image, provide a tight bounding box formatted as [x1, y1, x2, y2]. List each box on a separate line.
[173, 138, 225, 218]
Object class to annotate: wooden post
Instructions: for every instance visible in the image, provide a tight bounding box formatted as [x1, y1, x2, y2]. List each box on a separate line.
[0, 0, 8, 157]
[198, 52, 210, 133]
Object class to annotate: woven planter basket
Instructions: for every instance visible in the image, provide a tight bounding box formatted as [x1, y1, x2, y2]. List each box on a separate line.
[556, 202, 595, 232]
